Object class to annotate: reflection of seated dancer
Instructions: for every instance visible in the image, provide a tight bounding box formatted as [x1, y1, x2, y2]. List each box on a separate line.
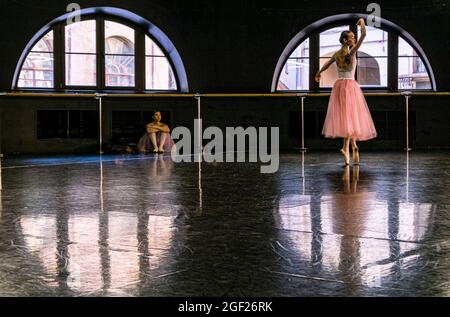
[138, 111, 175, 153]
[150, 154, 173, 179]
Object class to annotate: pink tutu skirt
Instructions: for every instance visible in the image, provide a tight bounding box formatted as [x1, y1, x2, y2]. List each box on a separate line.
[322, 79, 377, 141]
[137, 132, 175, 152]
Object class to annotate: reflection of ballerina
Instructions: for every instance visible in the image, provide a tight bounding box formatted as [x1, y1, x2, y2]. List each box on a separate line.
[330, 166, 373, 293]
[331, 166, 370, 235]
[138, 111, 175, 153]
[315, 18, 377, 165]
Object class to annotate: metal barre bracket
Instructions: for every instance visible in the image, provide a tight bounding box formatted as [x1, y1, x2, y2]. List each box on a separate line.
[94, 93, 108, 99]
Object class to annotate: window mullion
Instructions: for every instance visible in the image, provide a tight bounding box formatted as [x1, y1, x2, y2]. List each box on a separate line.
[97, 18, 105, 89]
[54, 24, 64, 90]
[388, 32, 399, 90]
[135, 29, 145, 91]
[309, 33, 319, 91]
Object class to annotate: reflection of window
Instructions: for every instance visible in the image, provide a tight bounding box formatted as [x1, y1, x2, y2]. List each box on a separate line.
[19, 210, 175, 291]
[17, 18, 178, 91]
[398, 203, 432, 242]
[18, 31, 54, 88]
[277, 21, 433, 91]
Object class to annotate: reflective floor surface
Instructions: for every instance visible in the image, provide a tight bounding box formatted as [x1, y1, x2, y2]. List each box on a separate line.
[0, 151, 449, 296]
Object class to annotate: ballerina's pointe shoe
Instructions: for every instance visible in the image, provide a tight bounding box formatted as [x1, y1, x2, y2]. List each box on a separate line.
[340, 149, 350, 166]
[353, 148, 360, 165]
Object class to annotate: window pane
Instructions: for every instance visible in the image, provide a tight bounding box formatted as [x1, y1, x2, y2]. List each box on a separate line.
[399, 37, 419, 57]
[398, 57, 431, 89]
[106, 55, 135, 87]
[290, 38, 309, 58]
[357, 56, 388, 87]
[319, 56, 338, 88]
[398, 37, 431, 89]
[18, 52, 54, 88]
[18, 31, 54, 88]
[278, 58, 309, 90]
[65, 54, 96, 86]
[278, 38, 309, 90]
[357, 26, 388, 57]
[31, 31, 53, 52]
[105, 21, 135, 54]
[319, 26, 350, 88]
[65, 20, 96, 53]
[145, 57, 177, 90]
[145, 36, 165, 56]
[320, 25, 349, 56]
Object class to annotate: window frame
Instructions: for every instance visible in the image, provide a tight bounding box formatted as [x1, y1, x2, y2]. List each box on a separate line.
[15, 14, 180, 93]
[276, 20, 434, 93]
[17, 31, 55, 89]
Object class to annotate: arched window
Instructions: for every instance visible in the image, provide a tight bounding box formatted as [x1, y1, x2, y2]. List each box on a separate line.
[275, 14, 435, 92]
[398, 37, 431, 90]
[18, 31, 54, 88]
[14, 8, 187, 92]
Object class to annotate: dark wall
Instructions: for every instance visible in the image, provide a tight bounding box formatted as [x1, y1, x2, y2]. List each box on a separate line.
[0, 0, 449, 92]
[0, 0, 449, 154]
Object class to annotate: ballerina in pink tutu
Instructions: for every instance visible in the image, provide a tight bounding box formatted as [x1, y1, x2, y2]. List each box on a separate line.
[138, 111, 175, 153]
[315, 18, 377, 165]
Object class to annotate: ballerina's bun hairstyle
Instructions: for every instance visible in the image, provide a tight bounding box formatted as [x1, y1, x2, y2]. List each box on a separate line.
[339, 31, 352, 44]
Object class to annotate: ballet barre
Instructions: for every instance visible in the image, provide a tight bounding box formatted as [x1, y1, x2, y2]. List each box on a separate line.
[2, 91, 449, 154]
[297, 93, 308, 152]
[195, 94, 203, 160]
[94, 93, 107, 154]
[401, 91, 412, 151]
[2, 92, 450, 98]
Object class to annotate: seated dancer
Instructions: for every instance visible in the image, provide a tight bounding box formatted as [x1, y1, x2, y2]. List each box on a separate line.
[138, 111, 175, 153]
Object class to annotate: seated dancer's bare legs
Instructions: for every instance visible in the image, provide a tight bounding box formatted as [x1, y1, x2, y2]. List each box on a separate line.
[351, 138, 359, 164]
[341, 138, 350, 165]
[150, 133, 158, 152]
[158, 132, 168, 152]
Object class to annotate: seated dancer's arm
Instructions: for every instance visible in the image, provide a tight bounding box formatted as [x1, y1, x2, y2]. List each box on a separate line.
[146, 123, 160, 133]
[159, 124, 171, 133]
